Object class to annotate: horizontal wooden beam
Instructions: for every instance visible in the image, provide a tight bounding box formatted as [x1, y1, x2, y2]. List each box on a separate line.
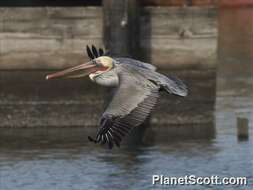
[0, 7, 217, 70]
[0, 0, 218, 7]
[219, 0, 253, 7]
[0, 70, 216, 127]
[140, 0, 218, 6]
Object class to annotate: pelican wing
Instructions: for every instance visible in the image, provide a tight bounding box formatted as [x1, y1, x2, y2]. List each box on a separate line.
[115, 58, 157, 71]
[88, 67, 159, 149]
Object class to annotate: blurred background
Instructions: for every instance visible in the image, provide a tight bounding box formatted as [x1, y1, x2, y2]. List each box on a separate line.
[0, 0, 252, 190]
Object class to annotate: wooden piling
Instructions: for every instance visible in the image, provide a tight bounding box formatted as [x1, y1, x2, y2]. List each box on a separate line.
[237, 117, 249, 141]
[102, 0, 149, 144]
[102, 0, 141, 107]
[102, 0, 140, 58]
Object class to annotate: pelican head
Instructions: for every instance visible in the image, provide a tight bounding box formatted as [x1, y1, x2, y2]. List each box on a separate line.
[46, 56, 114, 80]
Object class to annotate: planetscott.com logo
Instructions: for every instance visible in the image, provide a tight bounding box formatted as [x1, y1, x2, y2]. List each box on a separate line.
[152, 175, 248, 186]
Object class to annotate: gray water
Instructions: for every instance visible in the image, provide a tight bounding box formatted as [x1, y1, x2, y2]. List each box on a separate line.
[0, 68, 253, 189]
[0, 129, 252, 190]
[0, 96, 252, 190]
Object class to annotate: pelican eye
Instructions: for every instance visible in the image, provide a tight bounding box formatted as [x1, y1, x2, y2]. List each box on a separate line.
[91, 60, 97, 65]
[96, 60, 105, 67]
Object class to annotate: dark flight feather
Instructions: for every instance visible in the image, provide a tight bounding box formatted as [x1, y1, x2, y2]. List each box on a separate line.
[88, 89, 158, 149]
[98, 48, 104, 56]
[91, 45, 99, 58]
[86, 44, 108, 60]
[86, 45, 94, 59]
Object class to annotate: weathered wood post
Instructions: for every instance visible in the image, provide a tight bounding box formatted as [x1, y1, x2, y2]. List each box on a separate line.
[102, 0, 140, 108]
[237, 117, 249, 141]
[102, 0, 146, 144]
[103, 0, 140, 58]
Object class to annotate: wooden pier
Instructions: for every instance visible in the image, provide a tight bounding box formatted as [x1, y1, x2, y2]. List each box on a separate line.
[0, 1, 217, 132]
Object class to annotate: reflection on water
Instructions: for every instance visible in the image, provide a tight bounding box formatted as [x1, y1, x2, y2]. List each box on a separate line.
[0, 128, 252, 190]
[0, 85, 252, 190]
[1, 78, 253, 190]
[0, 67, 253, 189]
[217, 5, 253, 139]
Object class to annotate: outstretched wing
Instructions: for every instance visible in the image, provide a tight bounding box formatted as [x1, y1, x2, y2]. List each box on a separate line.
[88, 66, 159, 149]
[120, 64, 188, 97]
[115, 57, 157, 71]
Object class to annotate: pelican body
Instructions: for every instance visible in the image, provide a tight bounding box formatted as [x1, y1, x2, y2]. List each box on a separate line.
[46, 45, 188, 149]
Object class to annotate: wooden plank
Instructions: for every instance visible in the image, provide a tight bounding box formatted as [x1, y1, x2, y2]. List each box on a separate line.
[1, 20, 102, 38]
[0, 7, 103, 70]
[0, 7, 102, 38]
[0, 0, 217, 7]
[141, 37, 217, 69]
[140, 0, 218, 6]
[0, 7, 102, 21]
[140, 7, 217, 68]
[0, 7, 217, 70]
[220, 0, 253, 7]
[0, 39, 102, 70]
[141, 7, 217, 37]
[140, 0, 185, 6]
[0, 70, 104, 127]
[192, 0, 218, 6]
[0, 69, 215, 127]
[1, 19, 102, 36]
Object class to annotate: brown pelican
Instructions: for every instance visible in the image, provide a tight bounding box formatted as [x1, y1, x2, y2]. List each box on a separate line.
[46, 45, 188, 149]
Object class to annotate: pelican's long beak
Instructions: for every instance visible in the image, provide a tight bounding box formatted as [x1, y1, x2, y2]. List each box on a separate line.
[46, 61, 98, 80]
